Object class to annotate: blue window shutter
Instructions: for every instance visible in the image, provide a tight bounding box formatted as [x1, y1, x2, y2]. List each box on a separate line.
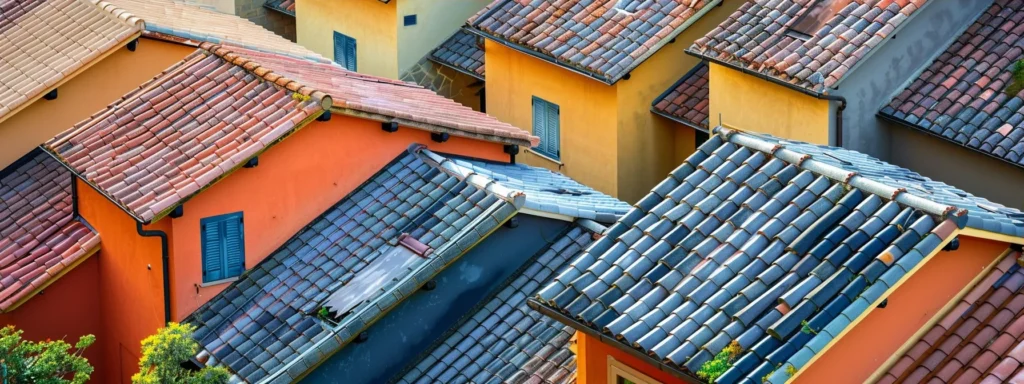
[333, 32, 357, 71]
[201, 221, 224, 282]
[200, 212, 245, 283]
[546, 102, 560, 158]
[346, 37, 357, 71]
[532, 97, 560, 159]
[223, 216, 245, 277]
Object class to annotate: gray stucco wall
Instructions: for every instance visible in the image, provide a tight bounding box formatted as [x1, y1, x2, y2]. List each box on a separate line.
[832, 0, 990, 161]
[890, 123, 1024, 210]
[300, 215, 571, 384]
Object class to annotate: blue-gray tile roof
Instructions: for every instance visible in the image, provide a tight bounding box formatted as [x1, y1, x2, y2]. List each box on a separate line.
[533, 128, 1024, 383]
[396, 224, 596, 384]
[450, 156, 631, 223]
[186, 145, 622, 383]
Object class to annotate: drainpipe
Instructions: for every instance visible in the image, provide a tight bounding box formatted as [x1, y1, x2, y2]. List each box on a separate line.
[690, 51, 848, 147]
[137, 222, 171, 325]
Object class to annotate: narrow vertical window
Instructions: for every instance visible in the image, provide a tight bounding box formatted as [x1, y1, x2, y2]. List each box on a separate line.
[333, 31, 357, 71]
[200, 212, 245, 283]
[532, 96, 560, 160]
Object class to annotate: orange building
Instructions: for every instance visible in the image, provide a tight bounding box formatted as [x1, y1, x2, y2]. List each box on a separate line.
[529, 127, 1024, 384]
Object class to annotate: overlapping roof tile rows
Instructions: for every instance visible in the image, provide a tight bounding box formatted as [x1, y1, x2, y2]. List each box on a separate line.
[450, 156, 631, 223]
[879, 251, 1024, 384]
[430, 29, 486, 80]
[263, 0, 295, 17]
[43, 44, 329, 223]
[653, 62, 710, 130]
[187, 146, 621, 383]
[691, 0, 927, 92]
[534, 128, 1024, 383]
[228, 46, 539, 147]
[104, 0, 321, 61]
[880, 0, 1024, 168]
[396, 225, 595, 384]
[0, 0, 140, 121]
[471, 0, 715, 83]
[0, 150, 100, 311]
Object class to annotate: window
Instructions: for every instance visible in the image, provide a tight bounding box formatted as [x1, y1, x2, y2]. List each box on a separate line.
[403, 14, 417, 26]
[608, 356, 660, 384]
[532, 96, 560, 160]
[333, 31, 357, 71]
[200, 212, 245, 283]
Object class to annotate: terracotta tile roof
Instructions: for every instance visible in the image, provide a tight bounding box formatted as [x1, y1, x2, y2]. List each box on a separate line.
[534, 128, 1024, 383]
[228, 46, 539, 147]
[429, 29, 486, 80]
[653, 62, 710, 130]
[880, 0, 1024, 168]
[0, 0, 141, 122]
[691, 0, 927, 92]
[396, 225, 595, 384]
[263, 0, 295, 16]
[103, 0, 322, 61]
[43, 44, 330, 223]
[0, 150, 100, 312]
[470, 0, 717, 83]
[878, 251, 1024, 384]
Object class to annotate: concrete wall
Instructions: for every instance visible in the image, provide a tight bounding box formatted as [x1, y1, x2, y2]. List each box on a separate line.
[237, 0, 296, 41]
[302, 215, 570, 384]
[396, 0, 491, 75]
[833, 0, 991, 160]
[0, 39, 193, 169]
[484, 40, 620, 197]
[890, 126, 1024, 209]
[297, 0, 398, 78]
[708, 63, 832, 144]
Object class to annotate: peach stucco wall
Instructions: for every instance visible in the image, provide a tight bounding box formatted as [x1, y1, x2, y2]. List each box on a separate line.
[795, 236, 1008, 384]
[167, 116, 508, 319]
[0, 256, 104, 382]
[0, 38, 194, 169]
[77, 180, 172, 383]
[577, 331, 690, 384]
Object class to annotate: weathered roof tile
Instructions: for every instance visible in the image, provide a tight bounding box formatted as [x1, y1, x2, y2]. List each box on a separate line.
[430, 29, 486, 80]
[653, 62, 710, 130]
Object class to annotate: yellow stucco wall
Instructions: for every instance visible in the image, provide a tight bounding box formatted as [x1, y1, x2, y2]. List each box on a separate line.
[483, 40, 620, 197]
[708, 63, 831, 144]
[396, 0, 490, 76]
[297, 0, 398, 78]
[613, 1, 737, 203]
[0, 39, 194, 168]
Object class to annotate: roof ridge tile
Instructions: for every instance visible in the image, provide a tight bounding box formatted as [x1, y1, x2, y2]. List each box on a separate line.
[198, 42, 333, 111]
[89, 0, 145, 29]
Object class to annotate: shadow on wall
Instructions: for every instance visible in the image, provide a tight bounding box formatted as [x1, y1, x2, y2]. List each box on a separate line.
[401, 58, 484, 112]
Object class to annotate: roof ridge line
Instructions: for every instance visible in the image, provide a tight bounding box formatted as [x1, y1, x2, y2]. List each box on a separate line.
[89, 0, 145, 29]
[198, 42, 334, 111]
[716, 127, 965, 225]
[408, 144, 525, 209]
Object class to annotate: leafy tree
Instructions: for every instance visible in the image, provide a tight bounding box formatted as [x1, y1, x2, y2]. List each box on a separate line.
[0, 325, 95, 384]
[132, 323, 229, 384]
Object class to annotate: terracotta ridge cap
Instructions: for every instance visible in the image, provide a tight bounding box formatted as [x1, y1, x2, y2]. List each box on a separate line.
[198, 42, 333, 110]
[89, 0, 145, 30]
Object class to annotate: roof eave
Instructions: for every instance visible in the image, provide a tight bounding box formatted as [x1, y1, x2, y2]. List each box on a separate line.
[877, 111, 1024, 173]
[651, 107, 709, 133]
[425, 56, 485, 81]
[331, 106, 535, 147]
[0, 237, 101, 313]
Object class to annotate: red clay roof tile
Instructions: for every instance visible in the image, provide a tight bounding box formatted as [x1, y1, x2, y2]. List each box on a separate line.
[43, 44, 328, 223]
[263, 0, 295, 16]
[0, 0, 140, 122]
[0, 150, 100, 312]
[652, 62, 710, 130]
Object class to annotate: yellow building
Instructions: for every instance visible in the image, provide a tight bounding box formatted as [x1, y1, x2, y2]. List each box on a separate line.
[466, 0, 740, 202]
[295, 0, 492, 79]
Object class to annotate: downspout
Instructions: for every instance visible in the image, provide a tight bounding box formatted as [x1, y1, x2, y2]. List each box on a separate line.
[690, 51, 848, 147]
[137, 221, 171, 325]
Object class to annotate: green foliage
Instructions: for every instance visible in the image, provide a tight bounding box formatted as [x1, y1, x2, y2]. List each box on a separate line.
[696, 341, 742, 383]
[132, 323, 229, 384]
[785, 364, 798, 377]
[0, 325, 95, 384]
[318, 307, 331, 320]
[1006, 60, 1024, 97]
[800, 320, 817, 335]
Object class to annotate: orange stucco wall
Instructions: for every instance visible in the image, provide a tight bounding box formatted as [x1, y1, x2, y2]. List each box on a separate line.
[577, 331, 690, 384]
[167, 116, 508, 318]
[0, 38, 194, 169]
[0, 256, 104, 382]
[77, 180, 172, 383]
[795, 236, 1007, 384]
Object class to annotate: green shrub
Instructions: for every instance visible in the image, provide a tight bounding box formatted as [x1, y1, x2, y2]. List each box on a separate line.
[0, 325, 95, 384]
[696, 340, 742, 383]
[132, 323, 229, 384]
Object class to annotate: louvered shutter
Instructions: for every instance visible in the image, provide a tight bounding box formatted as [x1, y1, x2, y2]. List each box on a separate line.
[532, 97, 560, 159]
[201, 221, 224, 282]
[533, 98, 548, 153]
[223, 215, 245, 278]
[345, 37, 357, 71]
[545, 102, 560, 158]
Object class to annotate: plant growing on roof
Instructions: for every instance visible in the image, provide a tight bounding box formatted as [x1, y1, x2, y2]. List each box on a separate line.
[132, 323, 228, 384]
[696, 340, 742, 382]
[785, 364, 798, 377]
[0, 325, 95, 384]
[1005, 60, 1024, 97]
[800, 320, 817, 335]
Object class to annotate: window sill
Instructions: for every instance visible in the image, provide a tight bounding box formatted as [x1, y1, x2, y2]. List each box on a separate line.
[199, 277, 238, 287]
[525, 149, 563, 167]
